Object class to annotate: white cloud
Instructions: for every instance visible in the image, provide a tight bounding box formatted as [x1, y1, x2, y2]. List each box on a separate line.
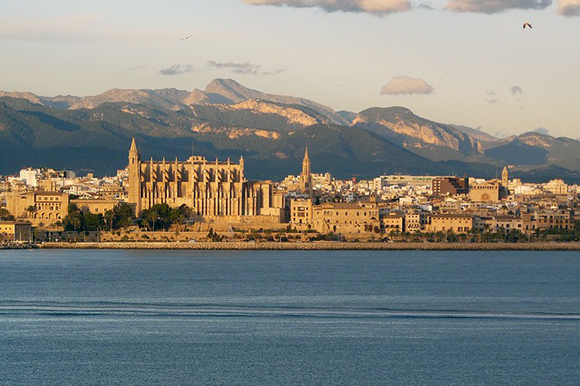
[243, 0, 411, 15]
[159, 64, 195, 75]
[534, 127, 550, 135]
[558, 0, 580, 15]
[128, 65, 147, 72]
[444, 0, 552, 14]
[207, 61, 261, 75]
[380, 76, 434, 95]
[418, 2, 436, 10]
[511, 86, 522, 95]
[206, 61, 284, 76]
[485, 90, 499, 104]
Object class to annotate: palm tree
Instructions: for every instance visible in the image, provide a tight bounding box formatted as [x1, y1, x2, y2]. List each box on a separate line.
[144, 211, 159, 231]
[104, 210, 114, 231]
[26, 205, 36, 219]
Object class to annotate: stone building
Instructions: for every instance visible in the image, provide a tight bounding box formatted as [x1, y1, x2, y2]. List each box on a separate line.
[469, 181, 502, 202]
[290, 199, 313, 225]
[6, 190, 118, 227]
[382, 212, 404, 233]
[0, 221, 32, 243]
[7, 191, 69, 225]
[405, 211, 428, 232]
[534, 210, 572, 231]
[427, 213, 474, 233]
[432, 177, 469, 196]
[544, 179, 568, 195]
[127, 139, 281, 220]
[311, 202, 380, 234]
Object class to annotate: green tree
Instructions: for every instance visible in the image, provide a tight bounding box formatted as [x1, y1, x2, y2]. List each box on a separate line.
[112, 203, 135, 229]
[0, 208, 15, 221]
[104, 209, 115, 231]
[170, 210, 186, 232]
[141, 203, 175, 231]
[83, 212, 105, 232]
[26, 205, 37, 218]
[62, 204, 83, 231]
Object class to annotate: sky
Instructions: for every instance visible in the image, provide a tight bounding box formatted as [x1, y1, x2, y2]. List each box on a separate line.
[1, 0, 579, 138]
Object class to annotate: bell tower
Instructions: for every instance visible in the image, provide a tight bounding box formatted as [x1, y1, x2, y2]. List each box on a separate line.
[299, 147, 313, 198]
[128, 138, 142, 215]
[501, 166, 509, 198]
[502, 166, 509, 187]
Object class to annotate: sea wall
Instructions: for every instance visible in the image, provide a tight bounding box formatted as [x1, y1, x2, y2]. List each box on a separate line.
[39, 241, 580, 251]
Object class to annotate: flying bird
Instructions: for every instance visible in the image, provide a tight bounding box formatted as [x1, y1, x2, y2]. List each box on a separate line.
[180, 34, 193, 41]
[523, 22, 532, 29]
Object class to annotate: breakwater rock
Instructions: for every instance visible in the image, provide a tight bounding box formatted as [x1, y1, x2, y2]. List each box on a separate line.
[1, 243, 38, 250]
[39, 241, 580, 251]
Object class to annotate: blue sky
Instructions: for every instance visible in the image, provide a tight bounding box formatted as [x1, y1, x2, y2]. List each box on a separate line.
[1, 0, 579, 138]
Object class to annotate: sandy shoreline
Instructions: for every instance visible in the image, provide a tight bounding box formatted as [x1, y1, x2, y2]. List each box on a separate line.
[38, 241, 580, 251]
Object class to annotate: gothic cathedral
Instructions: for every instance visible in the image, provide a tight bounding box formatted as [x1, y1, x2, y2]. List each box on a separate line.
[127, 139, 273, 217]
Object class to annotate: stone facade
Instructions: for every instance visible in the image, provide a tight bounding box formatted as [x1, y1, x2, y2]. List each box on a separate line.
[311, 202, 380, 234]
[290, 199, 313, 225]
[432, 177, 469, 196]
[0, 221, 32, 243]
[427, 213, 473, 233]
[383, 213, 404, 233]
[544, 179, 568, 195]
[6, 190, 118, 227]
[7, 191, 69, 225]
[73, 199, 118, 215]
[469, 181, 501, 202]
[127, 139, 281, 220]
[405, 211, 428, 232]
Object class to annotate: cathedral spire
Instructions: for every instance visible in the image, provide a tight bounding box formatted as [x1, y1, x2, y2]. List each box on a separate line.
[128, 137, 140, 164]
[299, 147, 313, 198]
[301, 147, 311, 177]
[129, 137, 139, 155]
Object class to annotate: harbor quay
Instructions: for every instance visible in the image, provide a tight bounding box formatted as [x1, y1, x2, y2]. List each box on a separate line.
[39, 241, 580, 251]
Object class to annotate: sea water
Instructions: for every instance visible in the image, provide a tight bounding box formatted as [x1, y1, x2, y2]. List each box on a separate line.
[1, 249, 579, 385]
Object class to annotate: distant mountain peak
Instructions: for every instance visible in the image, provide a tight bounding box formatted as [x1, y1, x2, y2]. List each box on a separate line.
[186, 78, 349, 126]
[205, 78, 245, 92]
[353, 106, 484, 159]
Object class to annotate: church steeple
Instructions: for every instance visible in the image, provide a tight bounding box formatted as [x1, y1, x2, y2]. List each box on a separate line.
[502, 166, 509, 187]
[299, 147, 313, 198]
[130, 137, 138, 153]
[129, 137, 141, 163]
[302, 147, 311, 177]
[501, 166, 509, 197]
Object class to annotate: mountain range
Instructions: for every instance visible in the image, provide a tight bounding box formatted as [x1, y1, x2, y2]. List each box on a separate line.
[1, 79, 579, 182]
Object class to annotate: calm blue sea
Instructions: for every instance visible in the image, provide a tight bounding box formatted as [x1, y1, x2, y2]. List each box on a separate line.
[1, 249, 579, 385]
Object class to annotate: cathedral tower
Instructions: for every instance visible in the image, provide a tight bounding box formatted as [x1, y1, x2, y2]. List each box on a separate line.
[128, 138, 142, 215]
[299, 148, 313, 198]
[502, 166, 509, 188]
[501, 166, 509, 197]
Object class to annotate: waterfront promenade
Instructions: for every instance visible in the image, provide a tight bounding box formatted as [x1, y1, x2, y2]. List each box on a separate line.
[39, 241, 580, 251]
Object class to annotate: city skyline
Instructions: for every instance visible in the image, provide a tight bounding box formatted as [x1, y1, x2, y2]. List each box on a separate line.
[1, 0, 579, 138]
